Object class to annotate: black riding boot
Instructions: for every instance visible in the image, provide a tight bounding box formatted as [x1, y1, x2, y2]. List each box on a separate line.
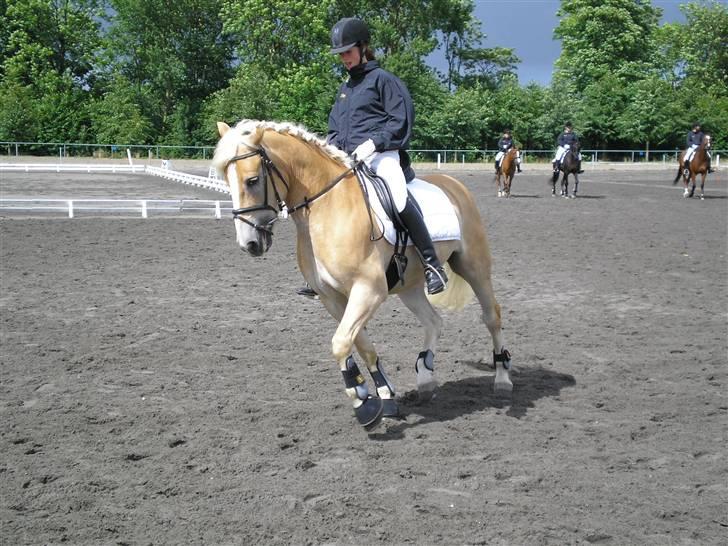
[494, 159, 499, 173]
[516, 162, 522, 173]
[552, 160, 560, 173]
[708, 158, 714, 173]
[398, 197, 448, 295]
[296, 282, 318, 299]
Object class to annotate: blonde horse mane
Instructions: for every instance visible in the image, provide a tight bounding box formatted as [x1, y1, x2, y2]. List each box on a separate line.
[212, 119, 352, 172]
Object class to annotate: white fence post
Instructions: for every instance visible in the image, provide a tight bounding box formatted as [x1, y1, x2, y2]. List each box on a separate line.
[437, 153, 441, 169]
[141, 200, 148, 218]
[215, 201, 221, 219]
[67, 200, 74, 218]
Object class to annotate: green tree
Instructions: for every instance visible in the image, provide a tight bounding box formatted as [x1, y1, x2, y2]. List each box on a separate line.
[89, 75, 154, 144]
[553, 0, 661, 93]
[0, 0, 101, 142]
[616, 75, 678, 157]
[106, 0, 236, 143]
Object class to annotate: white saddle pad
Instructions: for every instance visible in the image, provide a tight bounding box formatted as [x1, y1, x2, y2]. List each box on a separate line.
[363, 177, 461, 246]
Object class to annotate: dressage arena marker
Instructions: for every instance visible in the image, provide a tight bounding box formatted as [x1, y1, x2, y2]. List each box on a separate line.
[0, 161, 232, 218]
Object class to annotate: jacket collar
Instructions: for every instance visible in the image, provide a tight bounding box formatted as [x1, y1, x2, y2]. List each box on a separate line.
[348, 60, 379, 80]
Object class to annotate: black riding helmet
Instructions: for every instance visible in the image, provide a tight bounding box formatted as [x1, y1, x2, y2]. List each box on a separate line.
[330, 17, 370, 54]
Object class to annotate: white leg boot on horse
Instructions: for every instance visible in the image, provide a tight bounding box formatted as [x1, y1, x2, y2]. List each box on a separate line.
[398, 197, 448, 295]
[448, 249, 512, 396]
[398, 283, 443, 400]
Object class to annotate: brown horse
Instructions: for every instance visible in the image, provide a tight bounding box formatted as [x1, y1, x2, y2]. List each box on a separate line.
[212, 120, 512, 430]
[673, 135, 712, 199]
[495, 147, 518, 197]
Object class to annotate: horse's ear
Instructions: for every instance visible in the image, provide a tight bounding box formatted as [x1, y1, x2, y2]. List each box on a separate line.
[250, 125, 265, 145]
[217, 122, 230, 137]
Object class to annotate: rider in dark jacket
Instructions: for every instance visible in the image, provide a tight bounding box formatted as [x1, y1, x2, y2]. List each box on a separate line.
[553, 122, 584, 174]
[494, 130, 522, 173]
[297, 17, 447, 299]
[684, 123, 713, 173]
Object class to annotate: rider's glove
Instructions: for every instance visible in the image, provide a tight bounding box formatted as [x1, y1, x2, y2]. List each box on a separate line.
[352, 139, 376, 161]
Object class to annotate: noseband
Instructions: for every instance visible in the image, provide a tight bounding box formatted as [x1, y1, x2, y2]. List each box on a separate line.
[224, 146, 356, 235]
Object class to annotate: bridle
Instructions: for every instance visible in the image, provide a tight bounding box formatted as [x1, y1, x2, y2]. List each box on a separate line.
[224, 146, 355, 235]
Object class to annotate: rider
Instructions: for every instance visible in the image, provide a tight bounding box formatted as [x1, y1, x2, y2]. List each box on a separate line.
[552, 122, 584, 174]
[494, 129, 522, 173]
[297, 17, 448, 299]
[683, 122, 714, 174]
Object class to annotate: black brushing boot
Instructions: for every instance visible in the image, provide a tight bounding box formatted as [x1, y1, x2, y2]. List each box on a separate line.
[398, 197, 448, 295]
[577, 160, 584, 174]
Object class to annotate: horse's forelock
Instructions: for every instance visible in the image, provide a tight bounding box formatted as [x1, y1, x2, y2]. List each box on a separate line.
[211, 122, 258, 171]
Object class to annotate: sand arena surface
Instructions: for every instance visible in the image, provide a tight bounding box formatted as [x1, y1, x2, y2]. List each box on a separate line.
[1, 165, 727, 544]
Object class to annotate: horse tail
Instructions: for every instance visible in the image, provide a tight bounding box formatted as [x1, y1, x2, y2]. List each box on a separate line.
[672, 165, 682, 185]
[427, 263, 474, 311]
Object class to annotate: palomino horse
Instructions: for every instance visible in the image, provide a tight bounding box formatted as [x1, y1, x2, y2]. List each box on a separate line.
[213, 120, 512, 430]
[673, 135, 712, 199]
[495, 147, 518, 197]
[551, 142, 581, 199]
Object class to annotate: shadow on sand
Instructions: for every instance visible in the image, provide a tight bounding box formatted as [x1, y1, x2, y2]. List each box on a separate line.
[369, 365, 576, 440]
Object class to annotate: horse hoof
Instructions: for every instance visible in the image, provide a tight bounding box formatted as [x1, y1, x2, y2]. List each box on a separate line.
[354, 396, 384, 430]
[494, 380, 513, 398]
[381, 398, 402, 419]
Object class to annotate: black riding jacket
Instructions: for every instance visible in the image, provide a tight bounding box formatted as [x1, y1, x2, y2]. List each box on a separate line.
[497, 136, 514, 151]
[327, 60, 414, 155]
[687, 130, 704, 147]
[557, 131, 579, 147]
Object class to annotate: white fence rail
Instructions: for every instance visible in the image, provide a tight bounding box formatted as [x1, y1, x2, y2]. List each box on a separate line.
[0, 163, 147, 173]
[144, 165, 228, 193]
[0, 198, 233, 218]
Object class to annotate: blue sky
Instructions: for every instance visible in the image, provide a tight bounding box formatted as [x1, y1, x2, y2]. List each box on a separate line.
[434, 0, 687, 85]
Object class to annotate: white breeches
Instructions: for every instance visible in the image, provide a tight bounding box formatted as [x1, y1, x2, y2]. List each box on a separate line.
[364, 150, 408, 212]
[496, 150, 521, 165]
[554, 145, 580, 162]
[685, 144, 699, 162]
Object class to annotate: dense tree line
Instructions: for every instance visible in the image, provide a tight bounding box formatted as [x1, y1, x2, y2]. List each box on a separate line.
[0, 0, 726, 154]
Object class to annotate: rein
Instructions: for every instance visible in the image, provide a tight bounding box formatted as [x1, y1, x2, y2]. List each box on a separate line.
[224, 147, 355, 234]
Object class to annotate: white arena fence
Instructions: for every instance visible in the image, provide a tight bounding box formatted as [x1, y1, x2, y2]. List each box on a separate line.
[0, 198, 233, 219]
[0, 160, 232, 218]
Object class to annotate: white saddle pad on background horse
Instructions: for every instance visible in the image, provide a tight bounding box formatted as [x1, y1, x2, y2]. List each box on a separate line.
[364, 178, 461, 246]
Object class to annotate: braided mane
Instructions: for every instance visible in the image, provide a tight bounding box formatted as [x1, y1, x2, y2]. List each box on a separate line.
[212, 119, 351, 172]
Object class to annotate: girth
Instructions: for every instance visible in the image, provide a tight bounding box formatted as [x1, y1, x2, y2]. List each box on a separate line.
[354, 164, 411, 291]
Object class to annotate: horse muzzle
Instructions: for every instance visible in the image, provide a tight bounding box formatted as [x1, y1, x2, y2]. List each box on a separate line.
[238, 229, 272, 256]
[234, 217, 274, 256]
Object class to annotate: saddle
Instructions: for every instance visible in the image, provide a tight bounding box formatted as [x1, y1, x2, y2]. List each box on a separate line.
[354, 164, 461, 291]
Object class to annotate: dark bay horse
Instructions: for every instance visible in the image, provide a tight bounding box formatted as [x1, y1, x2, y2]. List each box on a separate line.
[551, 143, 581, 199]
[212, 120, 512, 431]
[673, 135, 712, 199]
[495, 147, 518, 197]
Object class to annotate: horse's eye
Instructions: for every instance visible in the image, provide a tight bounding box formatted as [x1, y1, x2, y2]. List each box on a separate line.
[246, 176, 259, 187]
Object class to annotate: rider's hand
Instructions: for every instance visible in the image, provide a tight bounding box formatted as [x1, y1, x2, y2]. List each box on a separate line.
[352, 139, 376, 161]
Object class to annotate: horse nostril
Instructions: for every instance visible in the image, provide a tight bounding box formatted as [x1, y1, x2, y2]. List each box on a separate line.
[246, 241, 260, 254]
